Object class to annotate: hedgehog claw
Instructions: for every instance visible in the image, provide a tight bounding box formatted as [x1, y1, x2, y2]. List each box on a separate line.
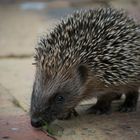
[118, 104, 136, 112]
[58, 113, 71, 120]
[87, 104, 111, 115]
[118, 92, 138, 113]
[58, 109, 78, 120]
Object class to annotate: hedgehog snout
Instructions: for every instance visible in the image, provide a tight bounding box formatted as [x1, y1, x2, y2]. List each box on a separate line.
[31, 113, 54, 128]
[31, 117, 44, 128]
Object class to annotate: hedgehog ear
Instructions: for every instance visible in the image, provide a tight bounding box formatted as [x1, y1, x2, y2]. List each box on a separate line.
[77, 65, 88, 84]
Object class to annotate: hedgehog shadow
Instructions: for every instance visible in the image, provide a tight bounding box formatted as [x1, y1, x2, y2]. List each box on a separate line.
[50, 101, 140, 137]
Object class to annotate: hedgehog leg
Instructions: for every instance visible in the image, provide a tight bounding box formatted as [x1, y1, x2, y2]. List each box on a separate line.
[87, 93, 122, 115]
[119, 90, 139, 112]
[58, 108, 78, 120]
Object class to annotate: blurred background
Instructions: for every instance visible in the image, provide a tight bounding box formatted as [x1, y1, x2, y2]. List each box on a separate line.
[0, 1, 140, 140]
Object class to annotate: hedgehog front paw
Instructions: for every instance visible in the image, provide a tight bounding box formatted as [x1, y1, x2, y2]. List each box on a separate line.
[118, 103, 137, 112]
[87, 103, 111, 115]
[118, 92, 138, 112]
[58, 109, 78, 120]
[58, 112, 72, 120]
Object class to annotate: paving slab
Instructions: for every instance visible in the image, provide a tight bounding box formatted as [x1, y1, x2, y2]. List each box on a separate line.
[0, 83, 24, 116]
[0, 4, 57, 57]
[0, 58, 34, 110]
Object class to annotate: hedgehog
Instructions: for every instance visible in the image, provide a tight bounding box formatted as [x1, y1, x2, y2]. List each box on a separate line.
[30, 8, 140, 128]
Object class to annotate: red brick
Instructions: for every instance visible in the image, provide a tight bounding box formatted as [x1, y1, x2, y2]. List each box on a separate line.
[0, 115, 54, 140]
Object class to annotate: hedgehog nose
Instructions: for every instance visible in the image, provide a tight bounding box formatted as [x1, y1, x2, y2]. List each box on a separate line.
[31, 118, 43, 128]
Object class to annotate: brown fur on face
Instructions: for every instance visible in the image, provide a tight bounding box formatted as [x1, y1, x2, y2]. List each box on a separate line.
[30, 64, 91, 125]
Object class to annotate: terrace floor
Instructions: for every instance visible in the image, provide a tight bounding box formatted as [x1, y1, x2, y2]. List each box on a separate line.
[0, 0, 140, 140]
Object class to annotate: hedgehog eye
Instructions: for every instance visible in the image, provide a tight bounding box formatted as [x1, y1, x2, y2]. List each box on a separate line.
[55, 95, 64, 103]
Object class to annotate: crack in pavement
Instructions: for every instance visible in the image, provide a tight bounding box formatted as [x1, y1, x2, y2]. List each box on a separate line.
[0, 54, 33, 59]
[0, 83, 28, 112]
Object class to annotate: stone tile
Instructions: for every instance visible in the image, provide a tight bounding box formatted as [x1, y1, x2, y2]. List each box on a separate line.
[0, 58, 34, 111]
[0, 83, 25, 116]
[0, 5, 57, 57]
